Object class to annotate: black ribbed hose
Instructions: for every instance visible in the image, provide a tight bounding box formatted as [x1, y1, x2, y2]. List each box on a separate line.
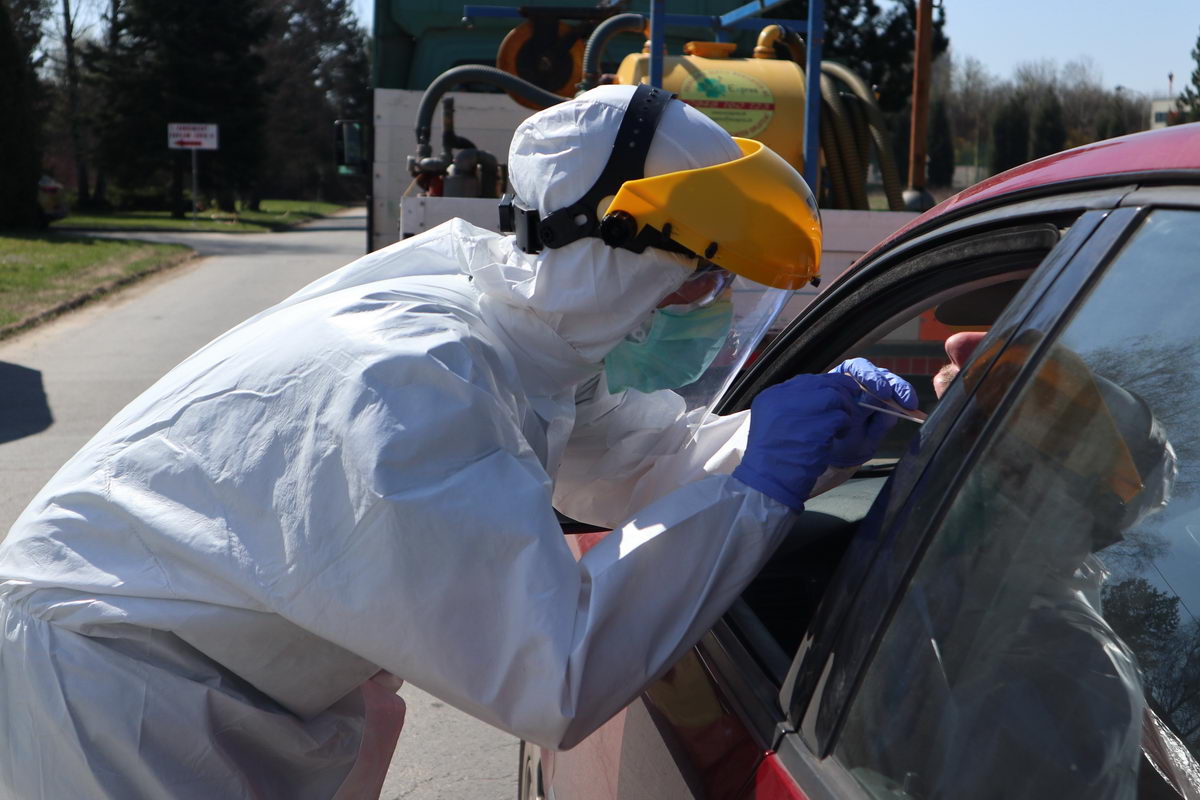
[820, 73, 868, 209]
[415, 66, 567, 156]
[820, 61, 905, 210]
[578, 13, 646, 92]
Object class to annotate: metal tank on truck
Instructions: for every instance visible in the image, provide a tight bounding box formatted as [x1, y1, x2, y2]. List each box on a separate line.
[609, 30, 904, 212]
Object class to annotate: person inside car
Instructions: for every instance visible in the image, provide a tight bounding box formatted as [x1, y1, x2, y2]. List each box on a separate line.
[859, 332, 1183, 799]
[0, 85, 913, 798]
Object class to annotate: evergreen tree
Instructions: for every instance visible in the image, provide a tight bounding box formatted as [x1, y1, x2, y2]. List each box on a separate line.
[0, 0, 44, 228]
[773, 0, 949, 113]
[1179, 26, 1200, 123]
[989, 94, 1029, 174]
[256, 0, 368, 202]
[872, 0, 950, 113]
[8, 0, 50, 59]
[1030, 92, 1066, 159]
[1096, 91, 1144, 140]
[89, 0, 271, 213]
[927, 97, 954, 187]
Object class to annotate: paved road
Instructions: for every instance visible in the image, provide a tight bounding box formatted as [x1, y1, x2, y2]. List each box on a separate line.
[0, 208, 518, 798]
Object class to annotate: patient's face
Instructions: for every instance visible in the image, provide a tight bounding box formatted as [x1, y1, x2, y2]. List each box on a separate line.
[933, 331, 988, 399]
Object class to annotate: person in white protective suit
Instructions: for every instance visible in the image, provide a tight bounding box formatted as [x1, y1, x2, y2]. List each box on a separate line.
[0, 84, 914, 798]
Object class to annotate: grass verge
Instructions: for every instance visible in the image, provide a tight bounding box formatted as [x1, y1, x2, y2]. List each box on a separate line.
[50, 199, 347, 233]
[0, 232, 193, 338]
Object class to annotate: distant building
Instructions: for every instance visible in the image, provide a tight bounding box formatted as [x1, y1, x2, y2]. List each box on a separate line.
[1150, 97, 1180, 129]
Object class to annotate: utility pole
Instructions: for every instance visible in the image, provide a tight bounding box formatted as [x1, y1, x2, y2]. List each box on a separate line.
[904, 0, 935, 211]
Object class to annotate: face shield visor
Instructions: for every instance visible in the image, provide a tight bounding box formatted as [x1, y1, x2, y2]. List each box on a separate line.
[604, 261, 790, 411]
[601, 137, 822, 290]
[597, 133, 818, 412]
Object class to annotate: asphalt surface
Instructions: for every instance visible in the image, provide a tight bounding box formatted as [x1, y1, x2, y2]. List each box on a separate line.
[0, 208, 518, 798]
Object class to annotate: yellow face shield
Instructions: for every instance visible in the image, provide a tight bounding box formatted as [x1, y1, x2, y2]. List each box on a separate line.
[600, 138, 822, 290]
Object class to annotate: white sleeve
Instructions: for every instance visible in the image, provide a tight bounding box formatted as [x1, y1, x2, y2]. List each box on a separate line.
[266, 363, 789, 751]
[553, 375, 752, 528]
[284, 460, 792, 751]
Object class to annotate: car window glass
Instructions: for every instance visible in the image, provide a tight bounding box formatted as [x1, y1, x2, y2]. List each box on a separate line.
[835, 210, 1200, 799]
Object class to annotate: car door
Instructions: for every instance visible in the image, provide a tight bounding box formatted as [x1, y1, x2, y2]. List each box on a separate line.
[538, 187, 1138, 799]
[699, 197, 1126, 800]
[762, 192, 1200, 798]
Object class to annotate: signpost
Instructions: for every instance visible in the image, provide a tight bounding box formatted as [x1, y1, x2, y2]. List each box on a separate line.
[168, 123, 218, 222]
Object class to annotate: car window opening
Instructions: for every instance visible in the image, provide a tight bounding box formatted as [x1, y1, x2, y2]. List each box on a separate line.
[735, 262, 1047, 676]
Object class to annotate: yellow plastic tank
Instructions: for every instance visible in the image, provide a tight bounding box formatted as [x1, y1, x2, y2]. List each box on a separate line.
[615, 42, 807, 171]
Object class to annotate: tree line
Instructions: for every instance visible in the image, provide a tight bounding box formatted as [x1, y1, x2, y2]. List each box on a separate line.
[1, 0, 369, 228]
[935, 22, 1200, 184]
[940, 54, 1153, 181]
[746, 2, 1192, 189]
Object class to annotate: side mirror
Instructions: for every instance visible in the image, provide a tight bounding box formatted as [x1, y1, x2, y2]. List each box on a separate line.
[335, 119, 366, 176]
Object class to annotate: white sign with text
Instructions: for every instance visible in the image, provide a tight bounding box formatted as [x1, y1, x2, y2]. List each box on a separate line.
[168, 123, 218, 150]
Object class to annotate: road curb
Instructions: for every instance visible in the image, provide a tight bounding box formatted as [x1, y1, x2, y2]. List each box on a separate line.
[0, 249, 199, 343]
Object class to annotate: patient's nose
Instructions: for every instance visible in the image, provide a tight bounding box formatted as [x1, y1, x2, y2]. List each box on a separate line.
[945, 331, 987, 368]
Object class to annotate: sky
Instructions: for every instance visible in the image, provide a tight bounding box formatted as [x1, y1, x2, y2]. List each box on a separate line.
[352, 0, 1199, 99]
[940, 0, 1199, 98]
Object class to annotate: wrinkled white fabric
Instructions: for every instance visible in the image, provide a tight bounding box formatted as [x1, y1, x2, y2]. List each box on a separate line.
[0, 86, 793, 799]
[555, 374, 752, 528]
[508, 84, 743, 219]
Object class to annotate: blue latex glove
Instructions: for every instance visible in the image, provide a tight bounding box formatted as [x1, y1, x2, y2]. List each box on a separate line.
[732, 373, 860, 512]
[827, 358, 918, 467]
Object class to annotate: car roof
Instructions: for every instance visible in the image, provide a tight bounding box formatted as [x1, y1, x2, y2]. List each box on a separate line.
[860, 122, 1200, 264]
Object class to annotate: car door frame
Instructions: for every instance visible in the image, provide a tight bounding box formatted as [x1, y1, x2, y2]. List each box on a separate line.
[789, 189, 1200, 759]
[763, 195, 1200, 800]
[698, 183, 1171, 797]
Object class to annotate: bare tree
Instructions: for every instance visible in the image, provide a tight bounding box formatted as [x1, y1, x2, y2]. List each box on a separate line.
[1012, 59, 1058, 98]
[1060, 57, 1108, 147]
[946, 52, 995, 179]
[59, 0, 88, 204]
[84, 0, 121, 207]
[941, 54, 1152, 182]
[0, 0, 46, 228]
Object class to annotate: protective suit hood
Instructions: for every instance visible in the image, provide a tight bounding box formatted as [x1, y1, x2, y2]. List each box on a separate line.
[498, 85, 741, 364]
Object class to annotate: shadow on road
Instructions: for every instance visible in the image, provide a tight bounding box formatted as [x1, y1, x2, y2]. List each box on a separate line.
[0, 363, 53, 444]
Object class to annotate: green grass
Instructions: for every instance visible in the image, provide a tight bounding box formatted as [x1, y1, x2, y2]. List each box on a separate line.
[49, 199, 347, 233]
[0, 233, 191, 331]
[257, 199, 344, 215]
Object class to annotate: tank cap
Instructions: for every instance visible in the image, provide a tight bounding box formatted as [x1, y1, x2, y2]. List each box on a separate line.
[683, 41, 737, 59]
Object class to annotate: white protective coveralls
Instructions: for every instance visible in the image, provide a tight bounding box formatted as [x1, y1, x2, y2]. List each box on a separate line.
[0, 87, 798, 798]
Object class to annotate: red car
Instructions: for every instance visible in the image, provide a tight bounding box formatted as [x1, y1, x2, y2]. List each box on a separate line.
[525, 122, 1200, 799]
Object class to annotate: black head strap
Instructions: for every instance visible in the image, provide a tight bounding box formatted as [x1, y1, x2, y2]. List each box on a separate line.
[499, 84, 676, 253]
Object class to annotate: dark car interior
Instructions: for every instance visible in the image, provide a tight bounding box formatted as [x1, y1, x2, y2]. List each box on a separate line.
[736, 278, 1034, 664]
[728, 224, 1065, 683]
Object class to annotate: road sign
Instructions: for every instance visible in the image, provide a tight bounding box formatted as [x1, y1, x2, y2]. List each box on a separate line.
[168, 124, 218, 223]
[168, 123, 218, 150]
